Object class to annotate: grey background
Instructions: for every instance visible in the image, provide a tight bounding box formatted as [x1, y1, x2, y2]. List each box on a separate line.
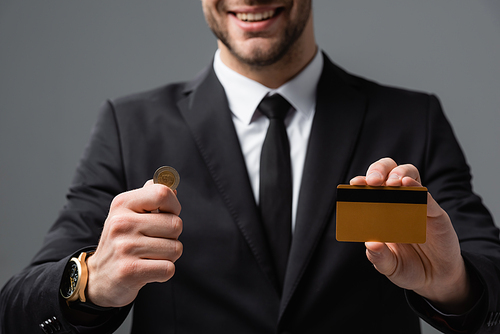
[1, 1, 499, 333]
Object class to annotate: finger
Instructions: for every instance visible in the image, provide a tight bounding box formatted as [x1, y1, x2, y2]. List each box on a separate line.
[424, 191, 447, 219]
[365, 158, 398, 186]
[103, 212, 182, 245]
[137, 213, 183, 239]
[144, 179, 178, 196]
[399, 177, 448, 223]
[425, 192, 454, 243]
[130, 259, 177, 285]
[143, 180, 160, 213]
[385, 165, 421, 187]
[365, 242, 398, 277]
[113, 185, 181, 215]
[146, 180, 181, 215]
[108, 211, 182, 239]
[349, 176, 367, 185]
[130, 237, 183, 262]
[155, 185, 181, 214]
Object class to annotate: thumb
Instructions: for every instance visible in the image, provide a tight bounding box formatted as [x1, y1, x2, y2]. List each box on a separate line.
[365, 242, 398, 277]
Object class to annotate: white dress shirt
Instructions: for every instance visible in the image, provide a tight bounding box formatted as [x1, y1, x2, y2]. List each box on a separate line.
[213, 49, 323, 231]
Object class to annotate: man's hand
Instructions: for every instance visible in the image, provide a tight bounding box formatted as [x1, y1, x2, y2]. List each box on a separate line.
[350, 157, 476, 314]
[85, 180, 183, 308]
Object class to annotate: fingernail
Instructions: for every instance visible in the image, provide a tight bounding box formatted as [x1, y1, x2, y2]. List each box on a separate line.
[389, 173, 400, 179]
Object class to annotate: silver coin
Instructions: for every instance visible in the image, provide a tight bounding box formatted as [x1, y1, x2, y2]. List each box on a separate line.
[153, 166, 180, 190]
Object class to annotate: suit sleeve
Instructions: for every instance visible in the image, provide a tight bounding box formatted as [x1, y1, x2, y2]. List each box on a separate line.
[0, 101, 132, 333]
[408, 95, 500, 333]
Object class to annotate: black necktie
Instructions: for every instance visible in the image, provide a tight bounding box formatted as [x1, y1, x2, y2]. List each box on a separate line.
[258, 94, 293, 292]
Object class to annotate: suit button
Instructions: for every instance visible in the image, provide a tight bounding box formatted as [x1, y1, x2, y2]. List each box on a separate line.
[39, 322, 53, 334]
[39, 316, 60, 333]
[494, 312, 500, 326]
[487, 312, 498, 327]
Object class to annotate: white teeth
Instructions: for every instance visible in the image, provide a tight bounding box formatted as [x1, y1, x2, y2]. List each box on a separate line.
[236, 9, 275, 22]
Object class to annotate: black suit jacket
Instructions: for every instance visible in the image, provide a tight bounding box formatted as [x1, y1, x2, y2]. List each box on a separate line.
[2, 54, 500, 334]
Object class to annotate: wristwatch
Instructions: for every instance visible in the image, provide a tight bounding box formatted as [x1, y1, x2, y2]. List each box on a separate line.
[60, 251, 94, 304]
[60, 251, 114, 314]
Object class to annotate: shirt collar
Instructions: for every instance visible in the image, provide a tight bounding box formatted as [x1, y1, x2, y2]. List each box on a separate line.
[213, 48, 323, 125]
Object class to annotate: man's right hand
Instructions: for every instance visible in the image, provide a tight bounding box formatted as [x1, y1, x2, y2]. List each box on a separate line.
[85, 180, 183, 308]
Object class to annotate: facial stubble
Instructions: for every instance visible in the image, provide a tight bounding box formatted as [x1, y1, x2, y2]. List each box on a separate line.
[205, 1, 312, 68]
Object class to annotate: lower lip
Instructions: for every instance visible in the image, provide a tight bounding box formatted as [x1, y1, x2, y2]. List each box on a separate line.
[229, 11, 281, 33]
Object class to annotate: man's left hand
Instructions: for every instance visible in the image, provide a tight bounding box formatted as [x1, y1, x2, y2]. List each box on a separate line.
[350, 157, 477, 314]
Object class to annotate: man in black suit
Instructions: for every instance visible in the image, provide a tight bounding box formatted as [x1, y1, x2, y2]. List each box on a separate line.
[2, 1, 500, 333]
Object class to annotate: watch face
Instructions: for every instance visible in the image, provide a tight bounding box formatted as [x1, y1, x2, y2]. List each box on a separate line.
[60, 259, 79, 299]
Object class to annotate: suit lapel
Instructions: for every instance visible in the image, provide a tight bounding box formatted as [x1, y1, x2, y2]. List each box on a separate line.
[177, 66, 279, 292]
[280, 55, 368, 316]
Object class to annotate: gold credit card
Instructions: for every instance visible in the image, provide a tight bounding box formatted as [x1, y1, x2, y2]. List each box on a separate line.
[336, 185, 427, 244]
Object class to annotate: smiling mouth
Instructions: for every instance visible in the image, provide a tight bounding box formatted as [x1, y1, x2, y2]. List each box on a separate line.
[233, 9, 280, 22]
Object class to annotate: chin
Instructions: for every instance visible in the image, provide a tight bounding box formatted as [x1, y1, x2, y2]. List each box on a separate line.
[229, 39, 287, 67]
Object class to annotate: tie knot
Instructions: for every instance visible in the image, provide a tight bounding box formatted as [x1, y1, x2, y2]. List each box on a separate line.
[258, 94, 291, 120]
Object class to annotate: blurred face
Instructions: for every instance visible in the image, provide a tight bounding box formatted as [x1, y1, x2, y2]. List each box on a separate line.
[201, 0, 313, 67]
